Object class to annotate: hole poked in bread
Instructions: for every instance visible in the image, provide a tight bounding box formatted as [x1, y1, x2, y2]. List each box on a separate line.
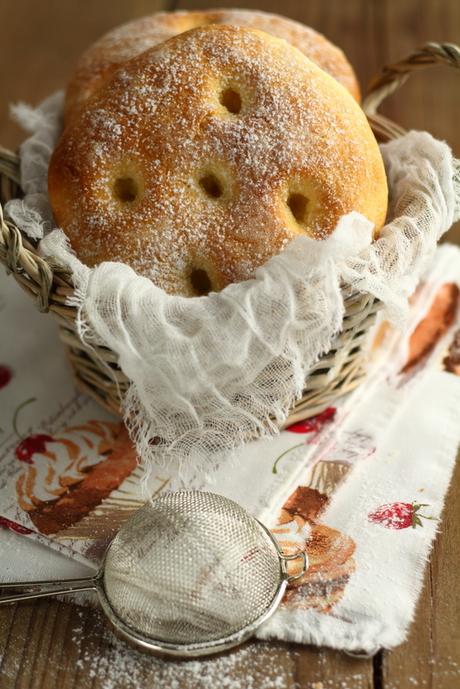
[284, 181, 316, 234]
[199, 172, 224, 199]
[190, 268, 212, 296]
[211, 75, 250, 118]
[288, 192, 309, 225]
[113, 176, 139, 203]
[111, 161, 144, 205]
[219, 87, 242, 114]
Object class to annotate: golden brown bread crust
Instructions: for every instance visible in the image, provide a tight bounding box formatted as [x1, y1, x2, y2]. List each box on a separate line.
[49, 25, 387, 297]
[64, 8, 361, 120]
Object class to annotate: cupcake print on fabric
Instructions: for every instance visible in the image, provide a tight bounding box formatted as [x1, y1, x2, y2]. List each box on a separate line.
[16, 420, 138, 535]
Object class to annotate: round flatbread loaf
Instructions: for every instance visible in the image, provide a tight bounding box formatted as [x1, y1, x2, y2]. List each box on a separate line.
[49, 25, 387, 297]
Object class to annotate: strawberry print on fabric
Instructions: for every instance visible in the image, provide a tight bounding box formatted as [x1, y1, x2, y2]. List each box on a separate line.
[368, 502, 435, 530]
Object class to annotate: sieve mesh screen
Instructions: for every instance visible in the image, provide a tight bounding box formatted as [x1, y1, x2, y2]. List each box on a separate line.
[103, 491, 281, 644]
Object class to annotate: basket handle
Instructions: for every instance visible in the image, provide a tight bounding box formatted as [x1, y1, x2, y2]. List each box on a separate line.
[0, 146, 20, 186]
[363, 42, 460, 116]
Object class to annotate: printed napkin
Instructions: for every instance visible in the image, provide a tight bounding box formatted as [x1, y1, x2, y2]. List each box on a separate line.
[1, 244, 460, 653]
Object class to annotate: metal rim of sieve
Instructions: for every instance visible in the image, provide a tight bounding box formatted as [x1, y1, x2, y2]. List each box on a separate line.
[96, 513, 307, 658]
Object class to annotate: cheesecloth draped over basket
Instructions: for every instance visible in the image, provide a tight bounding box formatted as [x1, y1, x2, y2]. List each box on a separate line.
[6, 93, 460, 479]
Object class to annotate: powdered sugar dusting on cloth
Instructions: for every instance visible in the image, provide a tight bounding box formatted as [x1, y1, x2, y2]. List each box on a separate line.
[6, 94, 460, 483]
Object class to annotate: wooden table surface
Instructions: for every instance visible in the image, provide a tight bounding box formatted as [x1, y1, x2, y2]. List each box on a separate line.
[1, 1, 459, 688]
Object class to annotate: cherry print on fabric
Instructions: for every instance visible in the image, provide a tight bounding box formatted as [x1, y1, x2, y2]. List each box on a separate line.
[0, 364, 12, 389]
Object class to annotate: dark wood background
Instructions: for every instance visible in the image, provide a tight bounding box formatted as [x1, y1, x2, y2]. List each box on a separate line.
[1, 1, 459, 688]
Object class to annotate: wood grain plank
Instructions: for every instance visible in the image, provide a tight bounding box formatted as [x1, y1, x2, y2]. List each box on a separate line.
[0, 0, 172, 150]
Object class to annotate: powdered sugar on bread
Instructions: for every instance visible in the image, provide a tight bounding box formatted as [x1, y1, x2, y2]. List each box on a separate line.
[49, 25, 387, 296]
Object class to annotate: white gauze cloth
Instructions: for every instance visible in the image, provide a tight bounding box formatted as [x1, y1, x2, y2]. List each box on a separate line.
[5, 93, 460, 477]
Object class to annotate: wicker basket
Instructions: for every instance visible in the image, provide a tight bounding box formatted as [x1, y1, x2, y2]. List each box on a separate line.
[1, 43, 458, 426]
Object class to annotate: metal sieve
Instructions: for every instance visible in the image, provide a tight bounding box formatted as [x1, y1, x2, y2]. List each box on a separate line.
[0, 491, 307, 657]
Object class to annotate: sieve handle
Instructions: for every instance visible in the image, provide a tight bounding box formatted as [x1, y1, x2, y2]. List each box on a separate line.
[280, 550, 308, 583]
[0, 576, 98, 604]
[363, 42, 460, 116]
